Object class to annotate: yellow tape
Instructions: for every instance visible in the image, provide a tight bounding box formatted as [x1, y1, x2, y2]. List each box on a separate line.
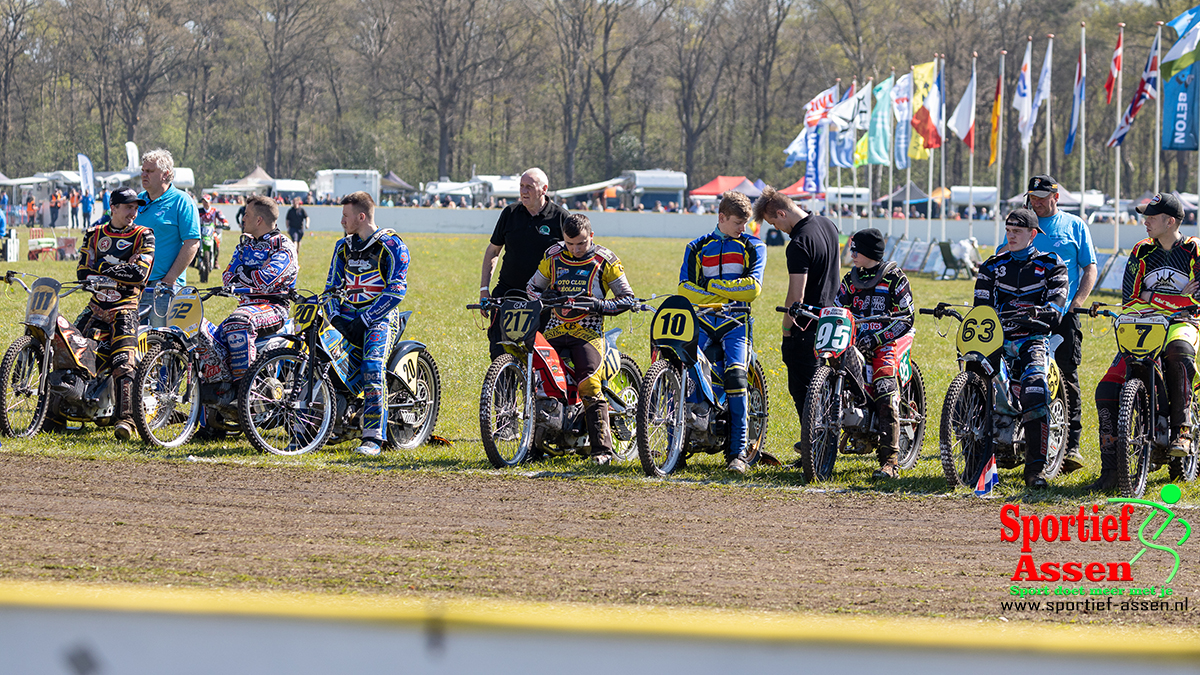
[0, 580, 1195, 658]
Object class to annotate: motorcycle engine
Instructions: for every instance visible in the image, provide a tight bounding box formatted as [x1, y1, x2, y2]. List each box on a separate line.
[48, 370, 86, 404]
[535, 398, 565, 432]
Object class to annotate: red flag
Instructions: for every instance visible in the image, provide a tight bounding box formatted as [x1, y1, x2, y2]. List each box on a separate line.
[1104, 29, 1123, 104]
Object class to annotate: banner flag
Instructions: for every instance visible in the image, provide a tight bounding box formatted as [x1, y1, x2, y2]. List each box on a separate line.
[784, 127, 809, 167]
[804, 84, 840, 127]
[948, 61, 977, 150]
[988, 73, 1002, 165]
[908, 61, 936, 160]
[1013, 41, 1033, 145]
[77, 154, 94, 199]
[1108, 31, 1161, 147]
[891, 73, 914, 169]
[1065, 47, 1086, 154]
[868, 76, 894, 165]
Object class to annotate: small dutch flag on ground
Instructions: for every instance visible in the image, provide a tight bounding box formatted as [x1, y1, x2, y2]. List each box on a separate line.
[974, 455, 1000, 497]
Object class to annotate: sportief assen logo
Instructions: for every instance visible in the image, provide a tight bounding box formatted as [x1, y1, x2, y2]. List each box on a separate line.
[999, 486, 1191, 598]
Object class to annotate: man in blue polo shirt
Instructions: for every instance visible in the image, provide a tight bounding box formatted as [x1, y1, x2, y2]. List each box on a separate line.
[1001, 175, 1098, 475]
[135, 148, 200, 326]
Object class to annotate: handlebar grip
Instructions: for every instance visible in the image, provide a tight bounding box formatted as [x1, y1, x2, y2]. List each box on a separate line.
[775, 306, 788, 313]
[1071, 307, 1091, 314]
[466, 304, 482, 310]
[918, 308, 936, 315]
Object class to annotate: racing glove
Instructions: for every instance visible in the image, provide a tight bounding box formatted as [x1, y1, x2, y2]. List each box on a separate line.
[595, 295, 636, 316]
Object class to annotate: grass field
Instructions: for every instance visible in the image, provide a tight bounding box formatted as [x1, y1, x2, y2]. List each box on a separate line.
[0, 226, 1190, 503]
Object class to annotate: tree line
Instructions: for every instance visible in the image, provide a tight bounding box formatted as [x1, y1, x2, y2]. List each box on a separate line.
[0, 0, 1189, 199]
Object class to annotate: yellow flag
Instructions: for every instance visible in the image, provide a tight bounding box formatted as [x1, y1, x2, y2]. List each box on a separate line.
[854, 133, 869, 167]
[908, 61, 936, 161]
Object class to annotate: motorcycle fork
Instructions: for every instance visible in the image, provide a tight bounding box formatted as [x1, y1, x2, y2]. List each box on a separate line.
[672, 363, 688, 455]
[524, 351, 536, 449]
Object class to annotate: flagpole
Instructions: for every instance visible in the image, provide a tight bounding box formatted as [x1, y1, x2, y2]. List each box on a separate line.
[1115, 23, 1124, 253]
[907, 66, 913, 239]
[996, 50, 1006, 249]
[1045, 34, 1054, 175]
[1024, 36, 1032, 197]
[940, 53, 948, 241]
[968, 52, 977, 241]
[835, 78, 842, 232]
[1080, 22, 1087, 220]
[852, 79, 860, 231]
[889, 66, 896, 236]
[867, 75, 874, 233]
[1155, 21, 1163, 195]
[929, 54, 936, 243]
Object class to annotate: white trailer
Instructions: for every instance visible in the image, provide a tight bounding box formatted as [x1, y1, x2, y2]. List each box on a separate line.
[313, 170, 381, 203]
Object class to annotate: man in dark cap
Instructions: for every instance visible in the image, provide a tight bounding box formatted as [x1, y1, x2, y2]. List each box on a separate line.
[832, 228, 915, 479]
[1001, 175, 1098, 475]
[976, 209, 1070, 489]
[1092, 192, 1200, 489]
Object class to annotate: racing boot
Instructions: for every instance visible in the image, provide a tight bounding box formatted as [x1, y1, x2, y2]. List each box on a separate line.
[113, 375, 135, 441]
[584, 398, 614, 465]
[871, 394, 901, 480]
[1023, 418, 1050, 490]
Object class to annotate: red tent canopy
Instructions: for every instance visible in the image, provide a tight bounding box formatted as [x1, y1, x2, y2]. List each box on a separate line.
[780, 179, 822, 199]
[690, 175, 748, 196]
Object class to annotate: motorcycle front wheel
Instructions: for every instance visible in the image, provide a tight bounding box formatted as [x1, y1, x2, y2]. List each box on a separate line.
[939, 370, 991, 488]
[238, 347, 334, 455]
[636, 358, 687, 477]
[479, 354, 532, 468]
[1115, 378, 1152, 498]
[133, 341, 201, 448]
[0, 336, 50, 437]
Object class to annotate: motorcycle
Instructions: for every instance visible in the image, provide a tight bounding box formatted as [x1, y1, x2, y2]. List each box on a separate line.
[468, 293, 644, 468]
[1073, 302, 1200, 497]
[192, 220, 228, 283]
[921, 302, 1069, 489]
[131, 285, 295, 448]
[778, 303, 926, 482]
[237, 288, 441, 455]
[0, 270, 151, 437]
[636, 295, 770, 477]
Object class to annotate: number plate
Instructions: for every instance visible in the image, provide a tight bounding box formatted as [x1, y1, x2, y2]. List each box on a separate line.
[292, 300, 321, 330]
[501, 307, 538, 342]
[166, 289, 204, 337]
[393, 350, 420, 390]
[1115, 313, 1169, 358]
[25, 278, 60, 329]
[957, 306, 1003, 358]
[651, 308, 696, 343]
[814, 310, 854, 356]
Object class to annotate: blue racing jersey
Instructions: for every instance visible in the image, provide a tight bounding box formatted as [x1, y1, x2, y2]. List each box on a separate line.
[223, 229, 299, 307]
[324, 228, 409, 325]
[677, 228, 767, 308]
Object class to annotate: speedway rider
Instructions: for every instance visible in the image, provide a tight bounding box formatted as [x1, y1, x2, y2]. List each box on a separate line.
[215, 194, 299, 383]
[197, 193, 229, 267]
[1093, 193, 1200, 490]
[324, 191, 410, 457]
[75, 187, 156, 440]
[525, 213, 636, 465]
[833, 228, 915, 480]
[677, 190, 767, 475]
[974, 209, 1069, 489]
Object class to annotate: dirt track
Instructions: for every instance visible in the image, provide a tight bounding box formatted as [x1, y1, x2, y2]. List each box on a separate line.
[0, 453, 1195, 626]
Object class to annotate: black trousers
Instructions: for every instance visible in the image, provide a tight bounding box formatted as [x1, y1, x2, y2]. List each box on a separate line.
[781, 331, 819, 440]
[1053, 312, 1083, 452]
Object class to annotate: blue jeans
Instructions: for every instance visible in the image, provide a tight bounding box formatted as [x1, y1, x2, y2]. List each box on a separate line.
[698, 315, 750, 460]
[138, 283, 179, 327]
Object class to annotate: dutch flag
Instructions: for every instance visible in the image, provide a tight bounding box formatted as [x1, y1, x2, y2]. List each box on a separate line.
[974, 455, 1000, 497]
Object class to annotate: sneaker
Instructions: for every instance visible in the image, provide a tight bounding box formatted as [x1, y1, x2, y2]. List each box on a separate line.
[355, 440, 382, 456]
[114, 419, 134, 441]
[591, 454, 613, 466]
[1060, 450, 1085, 474]
[1169, 437, 1192, 458]
[727, 457, 749, 475]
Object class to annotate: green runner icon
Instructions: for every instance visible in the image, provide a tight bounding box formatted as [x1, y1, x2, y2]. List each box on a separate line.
[1108, 485, 1192, 585]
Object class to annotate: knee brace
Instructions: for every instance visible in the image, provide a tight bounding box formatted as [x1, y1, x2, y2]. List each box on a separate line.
[723, 364, 748, 397]
[870, 375, 898, 401]
[1020, 378, 1049, 423]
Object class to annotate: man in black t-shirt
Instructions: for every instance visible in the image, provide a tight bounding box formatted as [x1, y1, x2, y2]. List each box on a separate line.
[285, 197, 309, 251]
[479, 167, 568, 359]
[753, 187, 840, 452]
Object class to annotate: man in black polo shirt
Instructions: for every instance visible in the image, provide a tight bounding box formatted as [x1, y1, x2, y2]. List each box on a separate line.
[285, 197, 309, 251]
[753, 186, 840, 453]
[479, 167, 568, 359]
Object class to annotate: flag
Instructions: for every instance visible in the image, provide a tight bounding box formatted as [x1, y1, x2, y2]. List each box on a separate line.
[1163, 22, 1200, 81]
[974, 455, 1000, 497]
[854, 133, 868, 167]
[1013, 41, 1033, 145]
[1065, 46, 1085, 154]
[77, 154, 95, 199]
[913, 64, 943, 149]
[829, 81, 871, 131]
[1107, 31, 1161, 147]
[804, 83, 840, 127]
[830, 84, 856, 168]
[948, 61, 977, 151]
[1104, 30, 1123, 104]
[1168, 5, 1200, 36]
[988, 73, 1002, 166]
[908, 61, 937, 160]
[1022, 39, 1053, 141]
[868, 76, 894, 165]
[891, 73, 914, 169]
[783, 127, 809, 167]
[804, 123, 827, 193]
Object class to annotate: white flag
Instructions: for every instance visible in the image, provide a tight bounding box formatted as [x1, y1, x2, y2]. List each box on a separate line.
[947, 61, 978, 150]
[1022, 38, 1053, 140]
[1013, 41, 1033, 146]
